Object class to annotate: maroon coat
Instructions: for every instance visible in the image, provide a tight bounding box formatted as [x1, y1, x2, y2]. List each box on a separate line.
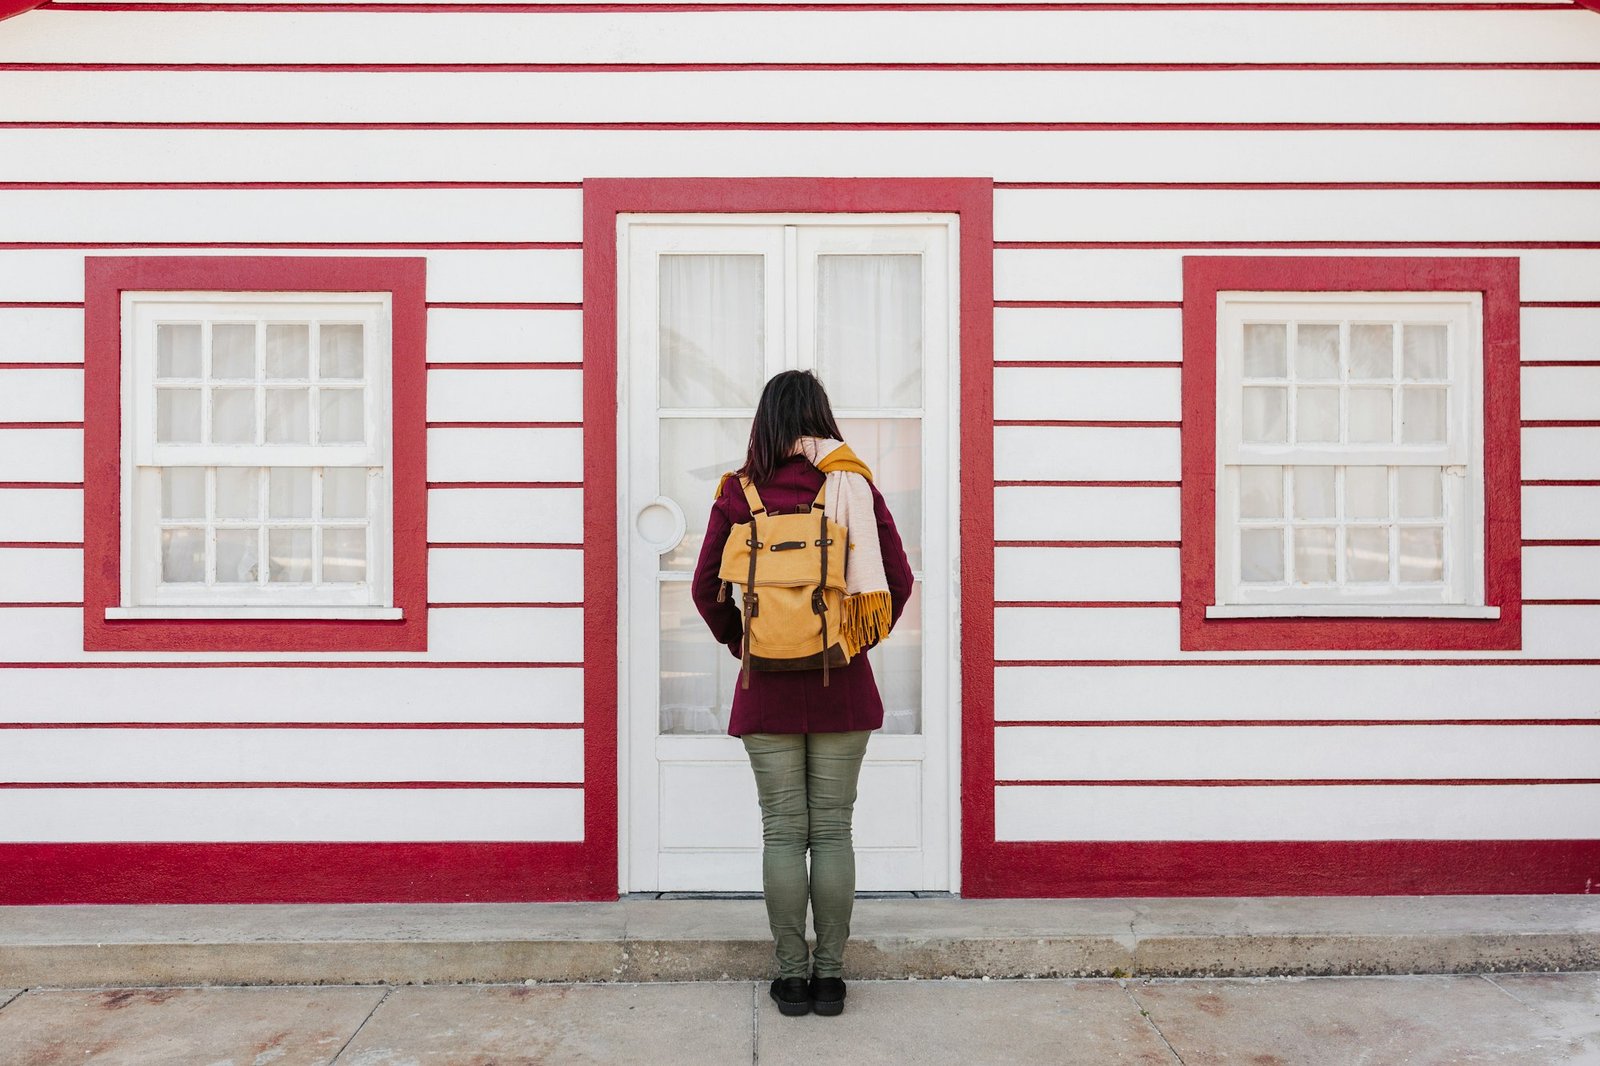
[691, 453, 915, 736]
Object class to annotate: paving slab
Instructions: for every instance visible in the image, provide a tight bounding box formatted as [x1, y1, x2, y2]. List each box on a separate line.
[1487, 972, 1600, 1046]
[0, 985, 385, 1066]
[335, 982, 753, 1066]
[1127, 974, 1600, 1065]
[756, 978, 1178, 1065]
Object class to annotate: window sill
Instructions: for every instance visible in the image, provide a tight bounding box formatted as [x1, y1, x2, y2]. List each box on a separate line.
[1204, 603, 1501, 620]
[105, 606, 404, 621]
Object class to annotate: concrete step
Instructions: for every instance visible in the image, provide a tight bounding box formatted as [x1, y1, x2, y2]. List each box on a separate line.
[3, 896, 1596, 988]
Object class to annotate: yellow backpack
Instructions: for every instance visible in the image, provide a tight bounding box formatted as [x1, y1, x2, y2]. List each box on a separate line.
[717, 476, 851, 688]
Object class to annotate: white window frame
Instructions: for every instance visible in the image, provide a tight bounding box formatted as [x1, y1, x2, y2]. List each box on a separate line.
[1209, 290, 1496, 620]
[111, 290, 399, 620]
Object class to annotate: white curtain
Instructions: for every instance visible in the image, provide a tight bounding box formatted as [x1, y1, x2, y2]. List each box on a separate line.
[658, 254, 765, 409]
[815, 254, 922, 409]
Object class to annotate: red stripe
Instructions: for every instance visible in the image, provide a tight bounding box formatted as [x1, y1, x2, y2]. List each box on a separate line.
[995, 718, 1600, 726]
[0, 301, 80, 308]
[998, 181, 1600, 190]
[426, 421, 582, 429]
[994, 360, 1177, 368]
[997, 777, 1600, 786]
[0, 661, 579, 668]
[994, 479, 1180, 487]
[1524, 598, 1600, 605]
[996, 600, 1179, 607]
[997, 657, 1600, 665]
[1522, 539, 1600, 546]
[0, 602, 81, 608]
[996, 419, 1180, 427]
[30, 2, 1589, 11]
[427, 301, 580, 310]
[0, 721, 583, 729]
[1522, 479, 1600, 486]
[2, 120, 1594, 131]
[996, 299, 1180, 309]
[0, 362, 82, 370]
[1000, 240, 1600, 249]
[425, 362, 580, 370]
[1523, 360, 1600, 367]
[962, 840, 1600, 898]
[0, 780, 582, 789]
[427, 541, 582, 549]
[0, 482, 82, 488]
[1523, 419, 1600, 427]
[426, 481, 582, 489]
[0, 241, 582, 250]
[5, 61, 1600, 72]
[427, 601, 582, 608]
[0, 421, 82, 429]
[996, 539, 1180, 547]
[1523, 301, 1600, 308]
[0, 181, 582, 190]
[0, 541, 82, 549]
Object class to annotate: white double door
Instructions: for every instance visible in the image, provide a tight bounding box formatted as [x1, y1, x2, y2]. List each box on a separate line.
[619, 213, 958, 892]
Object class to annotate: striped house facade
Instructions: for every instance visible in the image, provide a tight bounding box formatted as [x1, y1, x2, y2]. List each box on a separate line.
[0, 0, 1598, 903]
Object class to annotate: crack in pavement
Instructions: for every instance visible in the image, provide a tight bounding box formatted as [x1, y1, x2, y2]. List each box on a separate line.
[0, 989, 26, 1014]
[329, 985, 391, 1065]
[1121, 979, 1187, 1065]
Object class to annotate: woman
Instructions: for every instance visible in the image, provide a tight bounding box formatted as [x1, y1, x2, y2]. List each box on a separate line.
[691, 369, 915, 1019]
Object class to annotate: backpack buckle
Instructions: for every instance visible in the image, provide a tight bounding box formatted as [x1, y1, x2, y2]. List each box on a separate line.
[743, 592, 760, 618]
[811, 589, 826, 615]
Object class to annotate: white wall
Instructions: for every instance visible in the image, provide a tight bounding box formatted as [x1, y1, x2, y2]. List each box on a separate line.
[1, 0, 1598, 865]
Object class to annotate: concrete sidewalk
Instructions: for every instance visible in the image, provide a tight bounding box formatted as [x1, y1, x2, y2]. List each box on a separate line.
[1, 974, 1598, 1065]
[2, 895, 1597, 988]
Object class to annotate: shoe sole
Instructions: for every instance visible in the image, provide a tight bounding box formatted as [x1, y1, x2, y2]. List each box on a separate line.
[812, 998, 845, 1017]
[770, 987, 812, 1017]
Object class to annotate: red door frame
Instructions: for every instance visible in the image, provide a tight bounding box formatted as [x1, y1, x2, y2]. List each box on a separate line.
[581, 177, 997, 898]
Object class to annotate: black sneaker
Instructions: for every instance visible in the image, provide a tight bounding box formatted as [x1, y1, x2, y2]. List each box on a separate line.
[808, 975, 846, 1016]
[769, 977, 812, 1016]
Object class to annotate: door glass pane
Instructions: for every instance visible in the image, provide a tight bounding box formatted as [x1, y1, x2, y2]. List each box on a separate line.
[658, 254, 765, 409]
[815, 254, 923, 408]
[659, 417, 751, 572]
[659, 579, 737, 735]
[837, 418, 922, 573]
[870, 581, 922, 735]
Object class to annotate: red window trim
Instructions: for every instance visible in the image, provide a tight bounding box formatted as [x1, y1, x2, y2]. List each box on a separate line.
[1180, 255, 1521, 652]
[582, 177, 995, 901]
[82, 255, 429, 652]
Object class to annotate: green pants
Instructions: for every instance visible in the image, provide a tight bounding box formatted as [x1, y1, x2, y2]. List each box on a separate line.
[740, 729, 872, 980]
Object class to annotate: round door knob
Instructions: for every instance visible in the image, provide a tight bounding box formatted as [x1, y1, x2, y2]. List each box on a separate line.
[636, 496, 687, 555]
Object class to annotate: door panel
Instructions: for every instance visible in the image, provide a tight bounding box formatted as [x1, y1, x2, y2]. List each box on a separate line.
[623, 215, 954, 892]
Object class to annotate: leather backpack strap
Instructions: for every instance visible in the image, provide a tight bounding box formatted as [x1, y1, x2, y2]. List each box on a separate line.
[815, 498, 832, 687]
[740, 486, 762, 691]
[740, 477, 766, 517]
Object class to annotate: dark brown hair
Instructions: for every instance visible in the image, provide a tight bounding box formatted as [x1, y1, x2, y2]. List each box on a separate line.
[735, 370, 844, 486]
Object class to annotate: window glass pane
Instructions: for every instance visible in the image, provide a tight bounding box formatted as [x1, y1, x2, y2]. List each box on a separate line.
[215, 528, 260, 584]
[266, 323, 310, 379]
[838, 418, 922, 573]
[210, 323, 257, 380]
[161, 468, 205, 520]
[658, 579, 737, 735]
[1242, 387, 1287, 443]
[1293, 466, 1336, 519]
[1345, 467, 1389, 520]
[815, 254, 923, 408]
[1349, 324, 1394, 380]
[267, 528, 313, 583]
[322, 527, 367, 583]
[160, 527, 205, 583]
[659, 417, 750, 572]
[1348, 388, 1394, 444]
[269, 467, 313, 519]
[1238, 466, 1283, 519]
[1240, 528, 1284, 583]
[1294, 323, 1340, 380]
[156, 388, 201, 443]
[869, 581, 922, 735]
[659, 254, 765, 409]
[318, 388, 364, 443]
[265, 388, 311, 444]
[1398, 467, 1443, 519]
[1346, 526, 1390, 582]
[1294, 388, 1339, 443]
[157, 323, 202, 379]
[1294, 527, 1336, 583]
[1399, 526, 1445, 582]
[319, 323, 365, 380]
[323, 468, 368, 519]
[216, 466, 260, 520]
[1242, 323, 1287, 378]
[210, 387, 257, 444]
[1403, 324, 1448, 380]
[1401, 388, 1447, 444]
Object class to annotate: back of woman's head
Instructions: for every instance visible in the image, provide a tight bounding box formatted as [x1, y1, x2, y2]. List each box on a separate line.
[737, 370, 844, 485]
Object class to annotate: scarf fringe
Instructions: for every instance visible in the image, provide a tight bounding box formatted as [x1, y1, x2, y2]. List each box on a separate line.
[840, 589, 894, 658]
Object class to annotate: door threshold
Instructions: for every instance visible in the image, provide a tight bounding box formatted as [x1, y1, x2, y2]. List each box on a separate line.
[632, 891, 957, 901]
